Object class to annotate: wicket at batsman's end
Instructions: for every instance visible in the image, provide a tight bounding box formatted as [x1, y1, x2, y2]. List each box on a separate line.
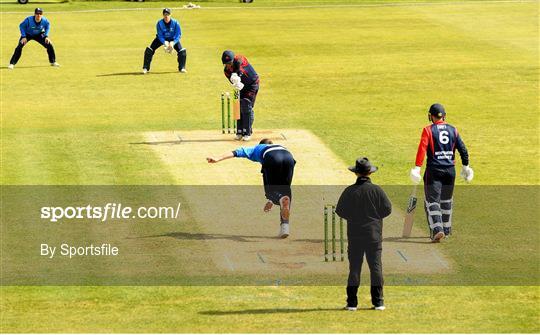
[221, 92, 236, 134]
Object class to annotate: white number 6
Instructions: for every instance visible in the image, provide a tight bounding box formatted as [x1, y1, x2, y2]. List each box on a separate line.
[439, 130, 449, 144]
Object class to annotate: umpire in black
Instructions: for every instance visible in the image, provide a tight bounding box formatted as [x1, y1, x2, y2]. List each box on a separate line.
[336, 157, 392, 311]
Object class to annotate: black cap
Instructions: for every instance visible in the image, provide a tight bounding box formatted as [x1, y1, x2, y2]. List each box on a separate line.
[428, 103, 446, 118]
[222, 50, 235, 64]
[163, 8, 171, 15]
[348, 157, 378, 174]
[34, 8, 43, 14]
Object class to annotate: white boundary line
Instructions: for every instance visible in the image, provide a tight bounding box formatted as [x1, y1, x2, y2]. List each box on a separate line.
[0, 0, 534, 14]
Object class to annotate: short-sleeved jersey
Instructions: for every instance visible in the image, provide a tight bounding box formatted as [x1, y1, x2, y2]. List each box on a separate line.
[415, 120, 469, 168]
[224, 54, 259, 86]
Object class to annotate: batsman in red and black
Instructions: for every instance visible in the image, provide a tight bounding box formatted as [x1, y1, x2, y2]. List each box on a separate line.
[410, 103, 473, 242]
[222, 50, 259, 141]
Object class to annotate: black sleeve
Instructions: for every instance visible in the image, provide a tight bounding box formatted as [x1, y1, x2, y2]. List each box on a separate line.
[456, 134, 469, 166]
[335, 187, 351, 220]
[377, 187, 392, 219]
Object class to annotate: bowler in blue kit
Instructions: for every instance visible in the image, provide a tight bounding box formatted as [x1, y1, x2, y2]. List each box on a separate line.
[206, 139, 295, 238]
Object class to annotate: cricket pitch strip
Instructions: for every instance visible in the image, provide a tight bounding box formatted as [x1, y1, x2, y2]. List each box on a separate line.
[144, 129, 452, 279]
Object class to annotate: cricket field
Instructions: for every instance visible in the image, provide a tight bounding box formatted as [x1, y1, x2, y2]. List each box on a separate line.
[1, 0, 539, 332]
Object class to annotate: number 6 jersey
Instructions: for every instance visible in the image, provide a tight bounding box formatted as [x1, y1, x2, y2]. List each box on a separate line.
[415, 120, 469, 168]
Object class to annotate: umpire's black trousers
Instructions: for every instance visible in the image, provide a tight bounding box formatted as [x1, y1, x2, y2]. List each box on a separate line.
[10, 35, 56, 65]
[261, 149, 295, 206]
[347, 240, 384, 307]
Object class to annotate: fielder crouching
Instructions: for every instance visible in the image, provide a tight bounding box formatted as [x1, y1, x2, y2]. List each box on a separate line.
[206, 139, 295, 238]
[142, 8, 187, 74]
[8, 8, 59, 69]
[410, 103, 473, 242]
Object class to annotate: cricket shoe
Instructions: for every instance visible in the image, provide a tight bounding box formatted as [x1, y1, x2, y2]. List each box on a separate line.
[263, 201, 273, 212]
[142, 68, 148, 74]
[279, 223, 289, 239]
[431, 227, 445, 243]
[242, 135, 251, 141]
[373, 305, 386, 311]
[444, 227, 452, 237]
[50, 62, 60, 67]
[7, 64, 14, 70]
[343, 306, 357, 311]
[180, 68, 187, 73]
[235, 134, 243, 141]
[279, 196, 290, 221]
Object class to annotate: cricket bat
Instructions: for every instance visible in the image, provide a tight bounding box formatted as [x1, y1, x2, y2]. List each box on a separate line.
[232, 89, 240, 120]
[402, 184, 418, 237]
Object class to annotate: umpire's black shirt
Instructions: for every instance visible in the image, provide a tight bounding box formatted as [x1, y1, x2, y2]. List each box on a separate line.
[335, 176, 392, 243]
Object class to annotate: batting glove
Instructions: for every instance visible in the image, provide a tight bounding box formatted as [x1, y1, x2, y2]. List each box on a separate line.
[233, 81, 244, 90]
[230, 73, 241, 85]
[460, 165, 474, 183]
[410, 166, 422, 184]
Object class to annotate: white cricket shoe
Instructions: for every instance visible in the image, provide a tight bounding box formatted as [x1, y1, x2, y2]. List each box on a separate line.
[279, 196, 290, 221]
[279, 223, 289, 239]
[142, 68, 148, 74]
[234, 134, 243, 141]
[373, 305, 386, 311]
[180, 68, 187, 73]
[344, 306, 357, 311]
[7, 64, 14, 70]
[50, 62, 60, 67]
[242, 135, 251, 141]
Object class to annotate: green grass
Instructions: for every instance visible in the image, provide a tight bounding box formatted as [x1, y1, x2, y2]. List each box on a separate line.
[1, 0, 538, 184]
[2, 286, 539, 333]
[1, 0, 539, 332]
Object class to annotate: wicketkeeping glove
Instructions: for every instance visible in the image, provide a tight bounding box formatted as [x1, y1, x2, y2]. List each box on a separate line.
[410, 166, 422, 184]
[460, 165, 474, 183]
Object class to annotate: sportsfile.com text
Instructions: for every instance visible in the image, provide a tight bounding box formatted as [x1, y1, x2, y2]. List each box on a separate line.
[40, 203, 182, 223]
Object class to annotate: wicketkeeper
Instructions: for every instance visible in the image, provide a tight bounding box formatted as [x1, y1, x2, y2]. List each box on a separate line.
[142, 8, 187, 74]
[410, 103, 473, 242]
[222, 50, 259, 141]
[206, 139, 295, 238]
[8, 8, 59, 69]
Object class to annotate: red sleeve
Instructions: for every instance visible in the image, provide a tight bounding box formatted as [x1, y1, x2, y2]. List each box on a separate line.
[415, 127, 430, 167]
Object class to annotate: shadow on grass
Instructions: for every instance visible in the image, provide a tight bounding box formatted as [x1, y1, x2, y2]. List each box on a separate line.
[0, 65, 51, 69]
[199, 307, 373, 315]
[0, 0, 68, 3]
[135, 231, 281, 242]
[135, 231, 322, 244]
[129, 140, 183, 145]
[383, 236, 432, 244]
[129, 139, 238, 145]
[97, 71, 178, 77]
